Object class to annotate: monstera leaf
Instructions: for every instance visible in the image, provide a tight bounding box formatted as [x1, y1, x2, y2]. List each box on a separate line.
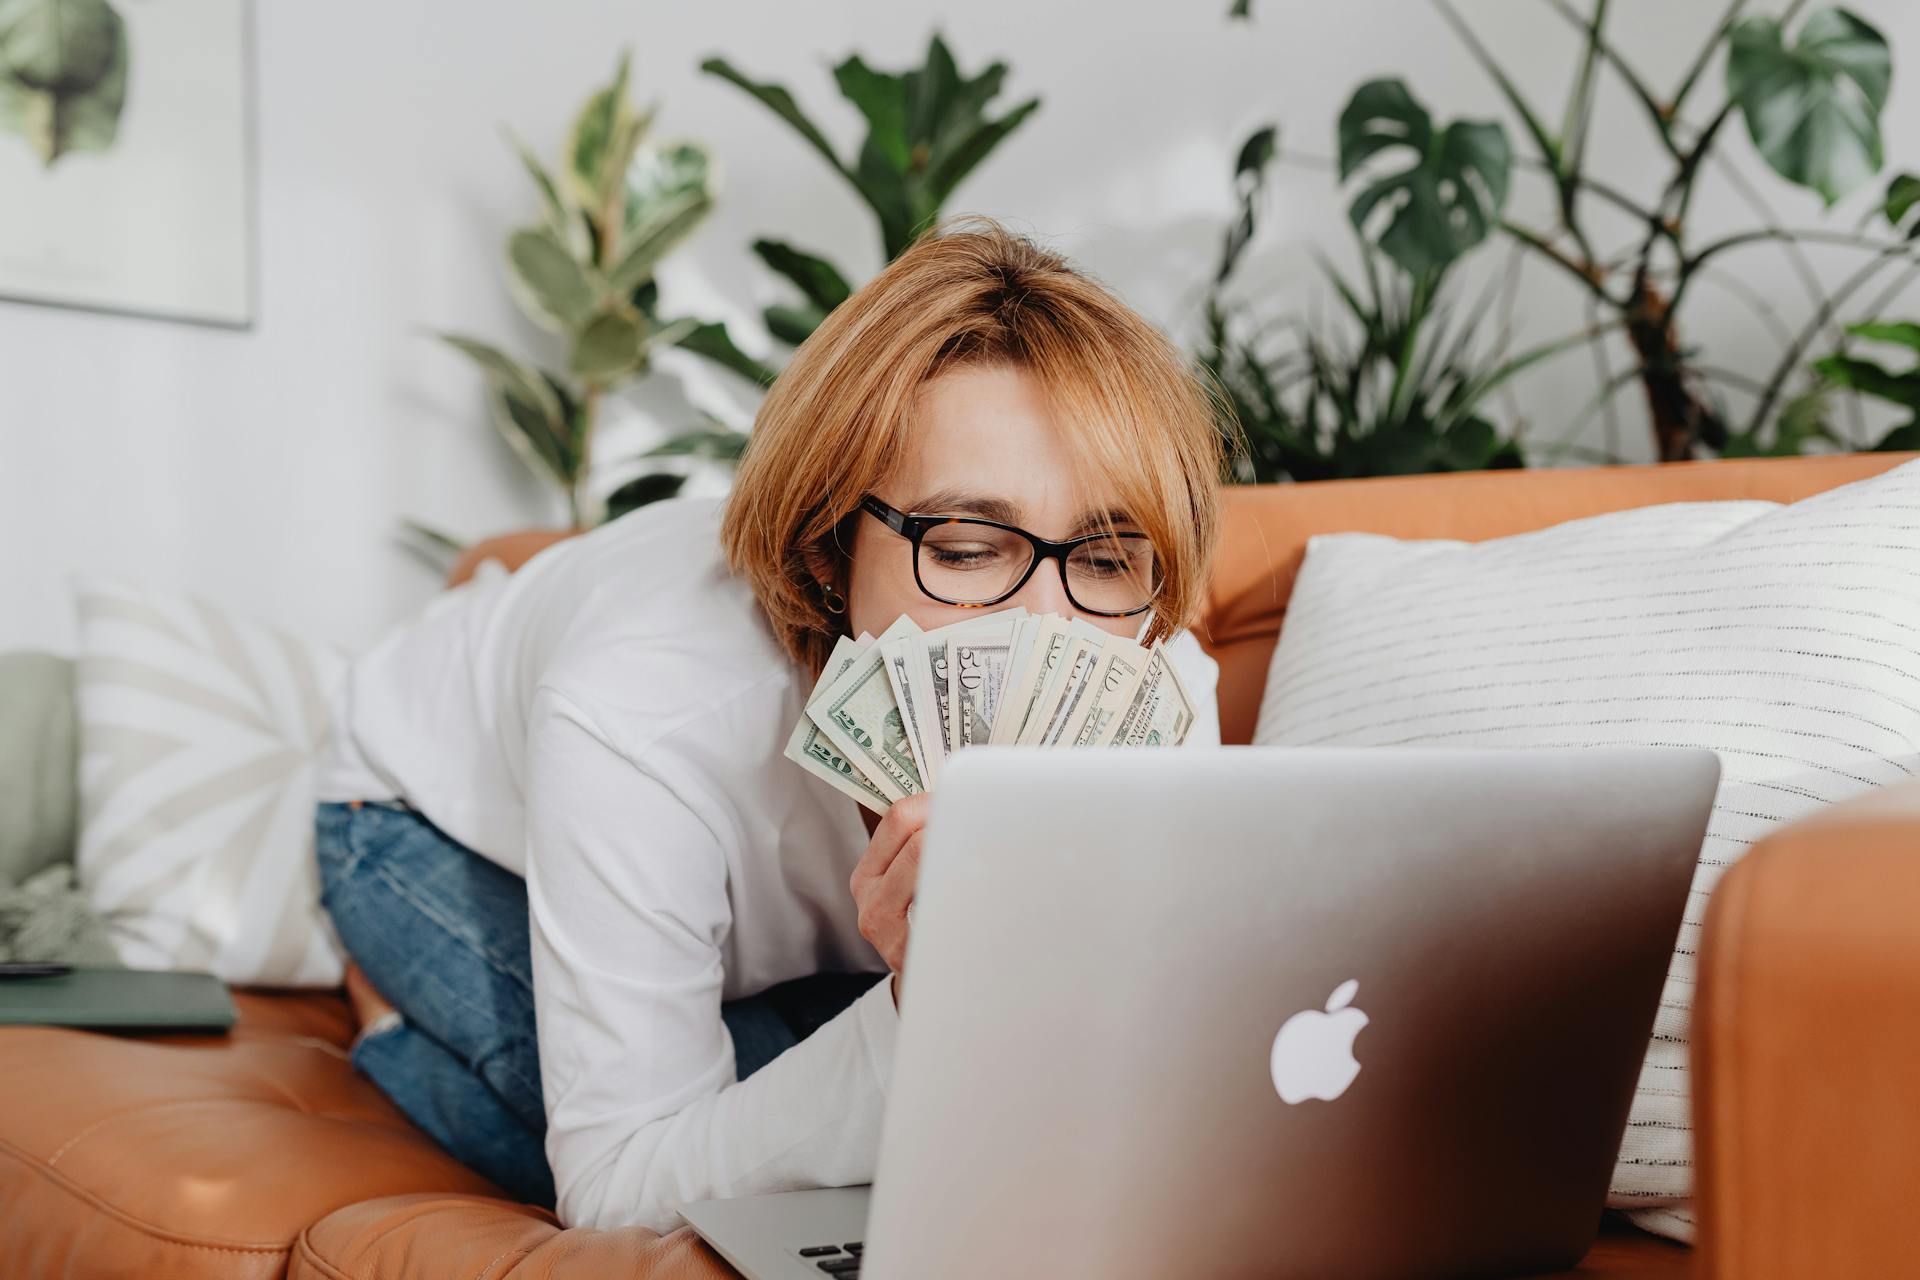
[1813, 320, 1920, 452]
[1727, 8, 1890, 206]
[0, 0, 127, 166]
[1339, 78, 1511, 278]
[1884, 172, 1920, 238]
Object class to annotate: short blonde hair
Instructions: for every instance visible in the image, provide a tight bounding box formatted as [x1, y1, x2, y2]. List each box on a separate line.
[721, 216, 1237, 678]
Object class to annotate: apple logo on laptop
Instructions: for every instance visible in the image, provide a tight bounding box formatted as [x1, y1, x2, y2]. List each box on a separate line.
[1270, 979, 1368, 1104]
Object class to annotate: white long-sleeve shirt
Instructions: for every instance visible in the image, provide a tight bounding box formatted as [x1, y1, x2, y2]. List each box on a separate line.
[315, 494, 1221, 1232]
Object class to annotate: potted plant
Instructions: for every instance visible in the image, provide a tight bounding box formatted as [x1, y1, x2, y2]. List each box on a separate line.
[415, 53, 719, 583]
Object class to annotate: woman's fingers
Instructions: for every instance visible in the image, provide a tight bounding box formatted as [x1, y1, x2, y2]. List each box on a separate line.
[850, 792, 931, 890]
[868, 830, 922, 923]
[855, 831, 922, 960]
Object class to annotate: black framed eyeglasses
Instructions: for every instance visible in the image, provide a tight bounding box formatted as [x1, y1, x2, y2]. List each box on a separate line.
[858, 494, 1159, 617]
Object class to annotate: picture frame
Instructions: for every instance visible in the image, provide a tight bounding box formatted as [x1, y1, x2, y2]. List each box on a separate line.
[0, 0, 256, 328]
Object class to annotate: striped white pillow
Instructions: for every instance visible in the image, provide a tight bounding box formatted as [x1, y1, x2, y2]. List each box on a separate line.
[72, 577, 349, 987]
[1253, 458, 1920, 1241]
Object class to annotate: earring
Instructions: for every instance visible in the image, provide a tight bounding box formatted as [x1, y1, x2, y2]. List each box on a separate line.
[819, 582, 847, 615]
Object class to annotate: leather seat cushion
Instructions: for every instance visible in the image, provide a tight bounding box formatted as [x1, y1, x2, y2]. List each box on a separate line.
[293, 1192, 1687, 1279]
[0, 990, 500, 1280]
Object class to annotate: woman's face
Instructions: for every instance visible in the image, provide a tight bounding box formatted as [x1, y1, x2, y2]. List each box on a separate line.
[840, 362, 1146, 643]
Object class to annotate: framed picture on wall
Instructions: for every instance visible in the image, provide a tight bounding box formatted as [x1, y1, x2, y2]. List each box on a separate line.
[0, 0, 255, 328]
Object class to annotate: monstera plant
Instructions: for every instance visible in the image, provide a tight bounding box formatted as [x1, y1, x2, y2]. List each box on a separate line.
[439, 54, 717, 530]
[1232, 1, 1910, 465]
[1200, 125, 1588, 482]
[0, 0, 127, 167]
[695, 33, 1040, 368]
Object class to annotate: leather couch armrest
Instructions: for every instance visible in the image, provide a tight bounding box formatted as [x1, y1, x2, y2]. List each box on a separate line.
[293, 1193, 736, 1280]
[1694, 778, 1920, 1279]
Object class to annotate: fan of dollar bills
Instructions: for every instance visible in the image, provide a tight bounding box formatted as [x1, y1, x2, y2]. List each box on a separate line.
[784, 606, 1199, 814]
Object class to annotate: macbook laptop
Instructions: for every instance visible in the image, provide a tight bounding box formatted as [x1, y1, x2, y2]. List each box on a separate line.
[681, 745, 1718, 1279]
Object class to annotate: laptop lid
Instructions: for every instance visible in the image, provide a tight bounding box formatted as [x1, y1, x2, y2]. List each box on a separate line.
[862, 745, 1716, 1280]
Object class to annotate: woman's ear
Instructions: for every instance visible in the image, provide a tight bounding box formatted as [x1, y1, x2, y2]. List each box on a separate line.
[800, 541, 838, 594]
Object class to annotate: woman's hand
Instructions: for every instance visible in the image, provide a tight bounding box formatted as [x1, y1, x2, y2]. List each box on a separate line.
[849, 792, 931, 1006]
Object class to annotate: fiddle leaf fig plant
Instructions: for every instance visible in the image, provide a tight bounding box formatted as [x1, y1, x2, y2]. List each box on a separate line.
[698, 33, 1039, 355]
[440, 54, 715, 527]
[0, 0, 128, 166]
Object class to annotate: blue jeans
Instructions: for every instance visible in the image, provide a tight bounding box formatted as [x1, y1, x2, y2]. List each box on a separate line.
[314, 799, 881, 1207]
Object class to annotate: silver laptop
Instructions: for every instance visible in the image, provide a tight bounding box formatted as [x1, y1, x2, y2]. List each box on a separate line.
[681, 745, 1718, 1280]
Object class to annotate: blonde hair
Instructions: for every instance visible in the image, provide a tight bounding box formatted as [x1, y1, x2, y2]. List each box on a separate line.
[721, 215, 1238, 678]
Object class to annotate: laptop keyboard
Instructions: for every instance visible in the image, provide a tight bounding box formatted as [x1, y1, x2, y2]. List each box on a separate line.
[796, 1240, 864, 1274]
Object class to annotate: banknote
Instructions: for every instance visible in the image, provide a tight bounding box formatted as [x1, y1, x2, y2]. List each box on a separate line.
[947, 624, 1019, 750]
[782, 635, 894, 813]
[1060, 636, 1152, 748]
[989, 614, 1071, 745]
[810, 614, 926, 801]
[1104, 644, 1200, 747]
[784, 606, 1195, 812]
[881, 634, 939, 784]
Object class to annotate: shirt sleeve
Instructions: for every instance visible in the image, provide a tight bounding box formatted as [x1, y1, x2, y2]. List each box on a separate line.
[523, 685, 901, 1233]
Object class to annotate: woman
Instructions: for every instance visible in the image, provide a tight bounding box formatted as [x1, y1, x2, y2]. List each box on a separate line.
[313, 216, 1234, 1233]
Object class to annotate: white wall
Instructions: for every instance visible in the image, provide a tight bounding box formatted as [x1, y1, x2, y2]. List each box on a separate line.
[6, 0, 1920, 655]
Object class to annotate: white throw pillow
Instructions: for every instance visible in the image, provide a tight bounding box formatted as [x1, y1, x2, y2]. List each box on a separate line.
[71, 576, 349, 987]
[1253, 458, 1920, 1242]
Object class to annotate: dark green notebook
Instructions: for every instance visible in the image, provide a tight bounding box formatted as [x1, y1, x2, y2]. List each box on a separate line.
[0, 967, 236, 1032]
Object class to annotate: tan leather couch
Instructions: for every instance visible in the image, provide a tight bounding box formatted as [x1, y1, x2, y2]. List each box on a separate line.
[4, 453, 1914, 1279]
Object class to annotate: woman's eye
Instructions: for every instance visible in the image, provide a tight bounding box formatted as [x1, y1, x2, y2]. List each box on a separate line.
[926, 544, 1001, 568]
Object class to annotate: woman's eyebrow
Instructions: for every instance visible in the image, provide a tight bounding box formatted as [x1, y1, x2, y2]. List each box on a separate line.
[905, 488, 1136, 533]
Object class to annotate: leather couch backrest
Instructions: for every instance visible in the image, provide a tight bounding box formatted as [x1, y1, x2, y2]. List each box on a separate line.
[1198, 453, 1918, 746]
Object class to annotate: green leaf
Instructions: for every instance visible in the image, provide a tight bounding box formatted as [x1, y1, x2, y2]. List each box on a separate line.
[506, 227, 601, 333]
[1883, 173, 1920, 236]
[1844, 319, 1920, 350]
[606, 185, 714, 297]
[1217, 125, 1279, 286]
[439, 334, 567, 428]
[570, 309, 645, 382]
[603, 471, 688, 522]
[489, 382, 575, 490]
[1813, 353, 1920, 407]
[751, 239, 854, 314]
[1870, 419, 1920, 451]
[1228, 0, 1253, 17]
[700, 55, 850, 181]
[1339, 78, 1511, 277]
[1727, 8, 1890, 206]
[669, 318, 780, 387]
[764, 302, 827, 347]
[0, 0, 127, 166]
[836, 54, 913, 175]
[642, 422, 752, 461]
[617, 139, 713, 261]
[564, 51, 636, 211]
[506, 128, 590, 259]
[920, 95, 1041, 218]
[709, 39, 1034, 263]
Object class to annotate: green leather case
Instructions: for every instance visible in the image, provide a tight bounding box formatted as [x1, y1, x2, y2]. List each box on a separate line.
[0, 967, 236, 1032]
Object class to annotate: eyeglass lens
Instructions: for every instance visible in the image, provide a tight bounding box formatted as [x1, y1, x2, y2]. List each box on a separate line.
[917, 521, 1158, 612]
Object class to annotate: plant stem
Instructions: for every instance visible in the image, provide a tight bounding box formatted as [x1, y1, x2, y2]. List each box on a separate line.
[1669, 0, 1750, 118]
[573, 384, 603, 528]
[1541, 0, 1678, 159]
[1744, 242, 1920, 437]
